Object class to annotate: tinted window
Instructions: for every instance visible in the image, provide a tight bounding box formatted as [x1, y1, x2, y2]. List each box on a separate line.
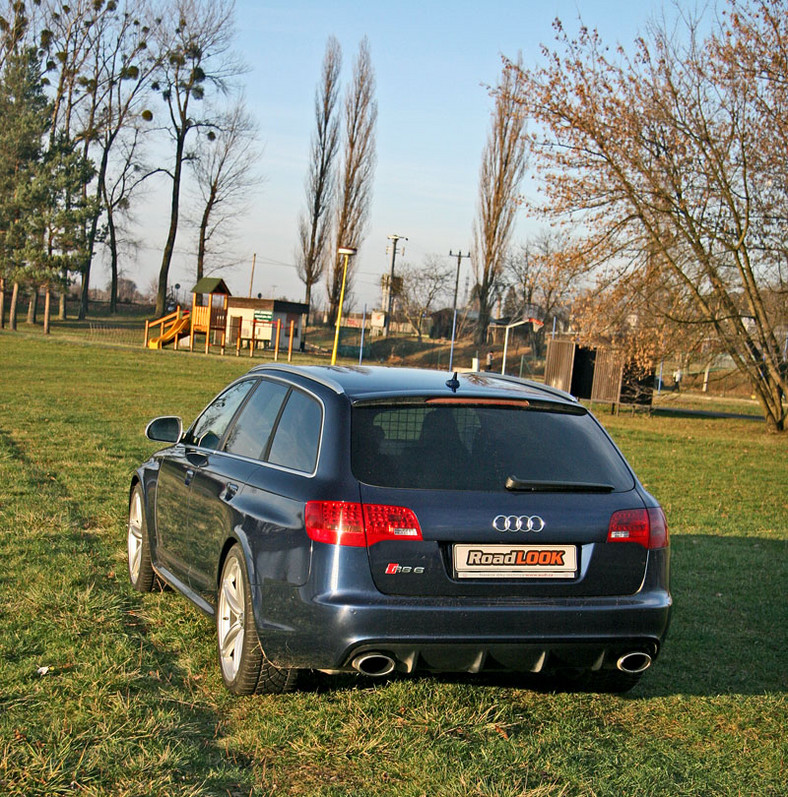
[267, 389, 322, 473]
[351, 404, 634, 491]
[186, 380, 255, 450]
[224, 379, 289, 460]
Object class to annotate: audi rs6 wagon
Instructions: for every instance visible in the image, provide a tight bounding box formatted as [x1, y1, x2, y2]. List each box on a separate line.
[127, 365, 671, 695]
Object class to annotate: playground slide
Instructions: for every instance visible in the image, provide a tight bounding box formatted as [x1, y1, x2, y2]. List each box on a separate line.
[148, 316, 191, 349]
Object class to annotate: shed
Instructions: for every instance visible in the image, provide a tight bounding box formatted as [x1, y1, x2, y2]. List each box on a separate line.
[190, 278, 231, 354]
[544, 339, 654, 408]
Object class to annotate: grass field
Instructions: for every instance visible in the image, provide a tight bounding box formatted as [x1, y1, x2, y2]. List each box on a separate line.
[1, 331, 786, 797]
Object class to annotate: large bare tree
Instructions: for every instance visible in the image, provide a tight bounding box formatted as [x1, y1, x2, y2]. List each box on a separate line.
[509, 2, 788, 431]
[152, 0, 242, 317]
[190, 98, 261, 281]
[328, 37, 376, 324]
[472, 59, 528, 345]
[73, 0, 161, 318]
[297, 36, 341, 320]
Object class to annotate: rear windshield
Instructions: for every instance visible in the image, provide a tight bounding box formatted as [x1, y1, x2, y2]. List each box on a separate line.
[351, 403, 634, 492]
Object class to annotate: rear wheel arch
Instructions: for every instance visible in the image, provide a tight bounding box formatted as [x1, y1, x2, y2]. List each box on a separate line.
[216, 542, 299, 694]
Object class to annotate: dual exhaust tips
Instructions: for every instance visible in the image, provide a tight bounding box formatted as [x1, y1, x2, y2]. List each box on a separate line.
[352, 650, 653, 678]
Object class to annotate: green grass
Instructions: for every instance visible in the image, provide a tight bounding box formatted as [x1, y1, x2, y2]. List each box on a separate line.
[0, 333, 786, 796]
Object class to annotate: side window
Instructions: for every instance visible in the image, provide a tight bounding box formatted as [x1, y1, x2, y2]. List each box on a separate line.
[267, 388, 322, 473]
[185, 380, 255, 450]
[223, 379, 289, 460]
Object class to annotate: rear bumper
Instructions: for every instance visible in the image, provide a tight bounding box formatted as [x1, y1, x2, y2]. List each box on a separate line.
[254, 585, 672, 674]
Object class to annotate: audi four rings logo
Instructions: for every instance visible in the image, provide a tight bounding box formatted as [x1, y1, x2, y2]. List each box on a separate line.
[493, 514, 546, 532]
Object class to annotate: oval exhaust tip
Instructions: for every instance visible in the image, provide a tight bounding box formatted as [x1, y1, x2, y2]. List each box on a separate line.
[616, 652, 653, 674]
[352, 653, 396, 677]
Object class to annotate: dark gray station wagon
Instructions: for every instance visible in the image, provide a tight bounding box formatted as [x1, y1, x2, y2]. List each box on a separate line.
[128, 365, 671, 694]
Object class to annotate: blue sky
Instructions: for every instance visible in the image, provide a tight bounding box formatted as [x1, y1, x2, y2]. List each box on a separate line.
[133, 0, 675, 309]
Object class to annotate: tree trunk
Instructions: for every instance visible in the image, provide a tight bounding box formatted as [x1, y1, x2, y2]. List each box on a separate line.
[0, 278, 5, 329]
[107, 202, 119, 314]
[9, 282, 19, 330]
[43, 284, 51, 335]
[26, 290, 38, 324]
[59, 291, 67, 320]
[81, 140, 113, 320]
[156, 129, 188, 318]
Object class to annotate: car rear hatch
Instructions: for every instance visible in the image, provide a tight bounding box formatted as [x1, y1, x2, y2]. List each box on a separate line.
[351, 397, 650, 598]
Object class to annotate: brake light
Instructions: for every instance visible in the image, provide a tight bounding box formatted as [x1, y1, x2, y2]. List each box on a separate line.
[363, 504, 422, 545]
[304, 501, 423, 547]
[607, 507, 668, 549]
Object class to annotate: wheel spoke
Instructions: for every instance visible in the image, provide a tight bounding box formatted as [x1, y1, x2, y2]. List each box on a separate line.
[221, 620, 243, 660]
[221, 577, 243, 617]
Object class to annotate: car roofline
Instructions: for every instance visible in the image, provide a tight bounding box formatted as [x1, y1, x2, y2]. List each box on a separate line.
[248, 364, 579, 405]
[478, 372, 578, 403]
[248, 363, 348, 396]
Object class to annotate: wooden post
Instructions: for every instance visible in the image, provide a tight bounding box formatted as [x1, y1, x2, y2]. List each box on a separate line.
[43, 285, 51, 335]
[287, 320, 295, 362]
[174, 306, 181, 351]
[274, 319, 282, 362]
[249, 319, 256, 358]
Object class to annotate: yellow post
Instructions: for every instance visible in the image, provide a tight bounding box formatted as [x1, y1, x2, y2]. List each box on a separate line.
[287, 320, 295, 362]
[331, 247, 357, 365]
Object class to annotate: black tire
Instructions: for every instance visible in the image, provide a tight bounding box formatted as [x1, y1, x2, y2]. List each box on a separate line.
[216, 546, 299, 695]
[128, 484, 156, 592]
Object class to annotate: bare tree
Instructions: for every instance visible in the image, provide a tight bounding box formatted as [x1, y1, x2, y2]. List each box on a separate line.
[102, 126, 151, 313]
[73, 0, 161, 318]
[328, 37, 376, 323]
[151, 0, 242, 317]
[472, 58, 528, 345]
[503, 230, 584, 354]
[509, 3, 788, 431]
[399, 256, 453, 341]
[190, 98, 261, 280]
[297, 36, 341, 321]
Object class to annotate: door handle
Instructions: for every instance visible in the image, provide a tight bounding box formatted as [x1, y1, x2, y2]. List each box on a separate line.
[224, 483, 239, 500]
[184, 469, 194, 486]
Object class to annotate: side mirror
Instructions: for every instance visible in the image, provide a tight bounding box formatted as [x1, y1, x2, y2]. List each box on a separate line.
[145, 416, 183, 443]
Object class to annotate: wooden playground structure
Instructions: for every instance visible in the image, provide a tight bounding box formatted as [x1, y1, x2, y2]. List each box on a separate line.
[144, 278, 308, 359]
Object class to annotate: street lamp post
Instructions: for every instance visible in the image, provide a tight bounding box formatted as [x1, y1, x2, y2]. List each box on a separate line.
[501, 316, 544, 375]
[331, 247, 357, 365]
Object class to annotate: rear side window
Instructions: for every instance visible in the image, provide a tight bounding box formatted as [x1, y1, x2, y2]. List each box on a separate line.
[268, 388, 323, 473]
[351, 404, 634, 492]
[223, 379, 289, 460]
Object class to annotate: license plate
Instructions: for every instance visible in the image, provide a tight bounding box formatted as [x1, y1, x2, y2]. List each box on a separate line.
[453, 544, 577, 579]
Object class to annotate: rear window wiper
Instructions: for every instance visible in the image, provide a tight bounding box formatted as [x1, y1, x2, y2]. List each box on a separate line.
[505, 476, 616, 493]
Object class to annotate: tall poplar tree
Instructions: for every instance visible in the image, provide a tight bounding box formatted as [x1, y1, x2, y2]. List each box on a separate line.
[297, 36, 341, 321]
[328, 37, 376, 324]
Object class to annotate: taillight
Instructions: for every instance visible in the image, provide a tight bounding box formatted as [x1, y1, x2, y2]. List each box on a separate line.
[363, 504, 422, 545]
[304, 501, 423, 547]
[305, 501, 366, 546]
[607, 507, 668, 549]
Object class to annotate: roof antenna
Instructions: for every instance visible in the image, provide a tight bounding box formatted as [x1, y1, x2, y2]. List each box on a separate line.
[445, 371, 460, 392]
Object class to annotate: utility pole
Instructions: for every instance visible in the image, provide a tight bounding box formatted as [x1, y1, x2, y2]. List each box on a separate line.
[448, 250, 470, 371]
[384, 234, 407, 336]
[248, 252, 256, 298]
